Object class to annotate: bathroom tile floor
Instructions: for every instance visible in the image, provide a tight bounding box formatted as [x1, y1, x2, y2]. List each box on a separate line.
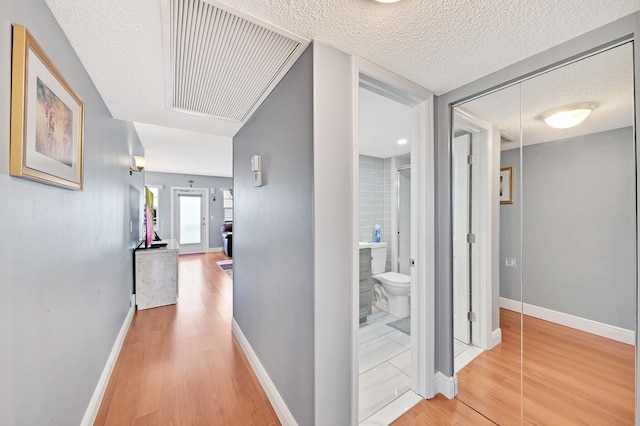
[358, 308, 421, 425]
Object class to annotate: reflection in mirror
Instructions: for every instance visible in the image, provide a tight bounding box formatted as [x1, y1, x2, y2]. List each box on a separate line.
[451, 41, 636, 424]
[519, 42, 635, 424]
[452, 83, 523, 425]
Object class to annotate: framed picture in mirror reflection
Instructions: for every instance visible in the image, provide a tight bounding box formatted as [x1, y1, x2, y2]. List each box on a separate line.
[500, 167, 513, 204]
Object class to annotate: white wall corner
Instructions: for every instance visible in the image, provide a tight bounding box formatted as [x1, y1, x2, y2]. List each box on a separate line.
[491, 328, 502, 349]
[434, 372, 458, 399]
[231, 318, 298, 426]
[81, 305, 135, 426]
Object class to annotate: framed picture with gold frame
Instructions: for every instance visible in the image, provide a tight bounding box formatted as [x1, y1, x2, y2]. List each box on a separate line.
[10, 24, 84, 190]
[500, 167, 513, 204]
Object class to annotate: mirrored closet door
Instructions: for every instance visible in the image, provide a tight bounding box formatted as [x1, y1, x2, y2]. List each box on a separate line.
[519, 42, 636, 424]
[450, 41, 636, 424]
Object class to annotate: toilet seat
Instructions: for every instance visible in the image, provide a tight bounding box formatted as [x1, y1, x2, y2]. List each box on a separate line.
[376, 272, 410, 287]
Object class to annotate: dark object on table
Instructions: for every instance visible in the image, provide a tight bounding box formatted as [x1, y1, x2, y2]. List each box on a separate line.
[221, 223, 233, 257]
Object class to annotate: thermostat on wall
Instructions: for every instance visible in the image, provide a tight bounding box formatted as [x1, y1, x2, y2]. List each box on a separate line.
[253, 170, 263, 187]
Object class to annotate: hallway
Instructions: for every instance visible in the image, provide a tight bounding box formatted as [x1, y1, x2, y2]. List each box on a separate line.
[94, 251, 634, 425]
[95, 253, 279, 425]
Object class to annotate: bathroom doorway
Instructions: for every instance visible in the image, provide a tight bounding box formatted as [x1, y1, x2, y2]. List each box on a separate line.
[352, 58, 438, 422]
[350, 59, 435, 426]
[356, 86, 416, 424]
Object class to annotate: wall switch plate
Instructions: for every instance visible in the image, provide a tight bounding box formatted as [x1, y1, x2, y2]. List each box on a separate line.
[505, 257, 517, 267]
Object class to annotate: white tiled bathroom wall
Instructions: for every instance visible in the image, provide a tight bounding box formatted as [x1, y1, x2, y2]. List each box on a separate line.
[360, 155, 393, 271]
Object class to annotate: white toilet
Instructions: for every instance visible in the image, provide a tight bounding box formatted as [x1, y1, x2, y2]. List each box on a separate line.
[369, 242, 411, 318]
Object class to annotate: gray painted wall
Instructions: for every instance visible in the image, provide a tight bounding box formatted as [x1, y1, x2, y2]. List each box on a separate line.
[435, 13, 640, 377]
[500, 148, 522, 302]
[233, 45, 315, 425]
[0, 0, 144, 424]
[500, 128, 635, 330]
[144, 171, 232, 249]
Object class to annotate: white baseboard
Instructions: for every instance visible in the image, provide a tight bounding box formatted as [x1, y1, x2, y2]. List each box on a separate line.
[81, 304, 135, 426]
[499, 297, 522, 313]
[490, 328, 502, 349]
[207, 247, 223, 253]
[500, 297, 635, 346]
[232, 318, 298, 426]
[433, 372, 457, 399]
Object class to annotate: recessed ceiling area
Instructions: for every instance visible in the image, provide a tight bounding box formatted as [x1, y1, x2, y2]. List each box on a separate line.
[169, 0, 304, 121]
[133, 122, 232, 177]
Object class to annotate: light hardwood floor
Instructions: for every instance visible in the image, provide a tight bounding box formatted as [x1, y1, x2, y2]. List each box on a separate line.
[395, 309, 635, 425]
[97, 253, 635, 425]
[95, 252, 279, 425]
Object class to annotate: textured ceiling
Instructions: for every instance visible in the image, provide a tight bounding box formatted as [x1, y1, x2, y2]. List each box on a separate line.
[43, 0, 640, 176]
[456, 42, 634, 150]
[219, 0, 639, 94]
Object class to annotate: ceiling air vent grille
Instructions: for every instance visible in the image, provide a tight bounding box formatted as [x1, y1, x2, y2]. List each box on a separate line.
[170, 0, 302, 121]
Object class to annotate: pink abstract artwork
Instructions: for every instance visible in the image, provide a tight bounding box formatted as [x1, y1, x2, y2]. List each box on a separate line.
[35, 77, 73, 166]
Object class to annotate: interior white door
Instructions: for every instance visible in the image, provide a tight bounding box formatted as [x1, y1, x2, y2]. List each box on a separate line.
[174, 190, 207, 254]
[453, 134, 471, 344]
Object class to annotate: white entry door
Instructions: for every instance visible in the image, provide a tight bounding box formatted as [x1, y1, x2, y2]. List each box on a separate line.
[172, 188, 208, 254]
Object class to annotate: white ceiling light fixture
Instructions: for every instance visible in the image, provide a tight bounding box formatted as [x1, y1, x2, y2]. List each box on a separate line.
[540, 103, 597, 129]
[397, 138, 408, 145]
[373, 0, 403, 3]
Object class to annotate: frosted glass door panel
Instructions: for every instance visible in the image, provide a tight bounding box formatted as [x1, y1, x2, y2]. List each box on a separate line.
[179, 195, 201, 245]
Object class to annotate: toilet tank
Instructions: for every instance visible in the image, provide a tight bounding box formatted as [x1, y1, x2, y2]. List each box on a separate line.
[370, 242, 388, 274]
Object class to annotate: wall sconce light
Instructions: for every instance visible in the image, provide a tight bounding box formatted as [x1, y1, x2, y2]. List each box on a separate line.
[129, 156, 146, 175]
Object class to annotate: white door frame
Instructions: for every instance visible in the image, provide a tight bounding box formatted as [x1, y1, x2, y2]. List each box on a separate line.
[170, 187, 210, 254]
[452, 134, 472, 345]
[351, 56, 435, 425]
[453, 108, 501, 351]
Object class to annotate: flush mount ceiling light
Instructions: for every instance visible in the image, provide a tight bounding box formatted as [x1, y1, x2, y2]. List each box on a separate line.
[373, 0, 403, 3]
[397, 138, 408, 145]
[540, 103, 597, 129]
